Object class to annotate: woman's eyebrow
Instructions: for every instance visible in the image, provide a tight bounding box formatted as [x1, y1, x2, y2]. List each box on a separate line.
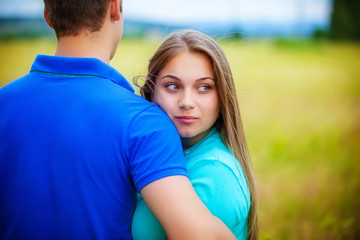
[160, 75, 181, 81]
[161, 75, 215, 82]
[196, 77, 215, 82]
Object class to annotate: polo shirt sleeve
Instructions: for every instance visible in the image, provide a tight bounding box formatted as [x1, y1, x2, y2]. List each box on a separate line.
[188, 160, 250, 237]
[126, 105, 187, 192]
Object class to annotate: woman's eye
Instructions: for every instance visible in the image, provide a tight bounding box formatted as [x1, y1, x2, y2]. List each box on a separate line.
[199, 85, 210, 92]
[166, 84, 178, 90]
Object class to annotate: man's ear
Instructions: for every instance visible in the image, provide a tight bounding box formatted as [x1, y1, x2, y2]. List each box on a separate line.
[110, 0, 122, 21]
[44, 7, 54, 29]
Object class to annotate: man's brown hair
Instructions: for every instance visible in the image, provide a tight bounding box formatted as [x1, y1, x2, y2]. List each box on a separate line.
[44, 0, 122, 37]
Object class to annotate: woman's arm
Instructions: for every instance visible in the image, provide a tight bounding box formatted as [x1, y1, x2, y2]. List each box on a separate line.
[140, 175, 236, 240]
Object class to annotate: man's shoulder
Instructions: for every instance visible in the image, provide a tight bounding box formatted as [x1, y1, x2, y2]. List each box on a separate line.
[127, 101, 175, 133]
[0, 74, 32, 97]
[106, 89, 167, 121]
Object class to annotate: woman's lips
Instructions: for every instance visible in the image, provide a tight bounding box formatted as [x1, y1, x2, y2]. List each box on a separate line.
[176, 116, 197, 124]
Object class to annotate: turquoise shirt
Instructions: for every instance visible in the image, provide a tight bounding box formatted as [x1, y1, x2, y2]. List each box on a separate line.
[131, 128, 250, 239]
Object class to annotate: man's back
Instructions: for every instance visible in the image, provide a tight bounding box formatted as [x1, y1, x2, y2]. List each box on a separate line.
[0, 55, 187, 239]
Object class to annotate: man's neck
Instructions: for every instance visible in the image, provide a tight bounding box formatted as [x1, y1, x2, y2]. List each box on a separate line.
[55, 33, 112, 64]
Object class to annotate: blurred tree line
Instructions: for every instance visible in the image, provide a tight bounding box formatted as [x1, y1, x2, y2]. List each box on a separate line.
[330, 0, 360, 41]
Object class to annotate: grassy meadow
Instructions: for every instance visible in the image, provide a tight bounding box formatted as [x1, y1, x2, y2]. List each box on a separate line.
[1, 37, 359, 239]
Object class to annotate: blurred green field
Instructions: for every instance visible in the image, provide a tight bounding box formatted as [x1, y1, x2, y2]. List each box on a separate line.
[1, 37, 359, 239]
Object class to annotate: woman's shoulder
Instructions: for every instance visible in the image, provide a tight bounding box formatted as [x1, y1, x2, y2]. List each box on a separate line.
[186, 129, 250, 200]
[185, 129, 241, 177]
[187, 154, 250, 204]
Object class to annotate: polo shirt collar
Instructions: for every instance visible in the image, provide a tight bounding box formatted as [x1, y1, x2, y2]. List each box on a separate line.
[30, 54, 134, 93]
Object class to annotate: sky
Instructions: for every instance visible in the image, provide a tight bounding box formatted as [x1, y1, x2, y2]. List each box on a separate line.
[0, 0, 333, 27]
[124, 0, 332, 26]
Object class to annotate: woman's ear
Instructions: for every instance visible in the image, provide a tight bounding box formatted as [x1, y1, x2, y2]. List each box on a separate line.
[44, 7, 54, 29]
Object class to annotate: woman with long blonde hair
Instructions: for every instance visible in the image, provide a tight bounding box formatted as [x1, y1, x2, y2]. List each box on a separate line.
[132, 29, 258, 240]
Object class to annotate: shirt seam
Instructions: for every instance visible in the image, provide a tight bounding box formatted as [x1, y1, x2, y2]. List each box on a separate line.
[125, 104, 162, 163]
[31, 70, 109, 79]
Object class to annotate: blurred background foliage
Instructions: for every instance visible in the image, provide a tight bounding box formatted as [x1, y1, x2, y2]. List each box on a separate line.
[0, 0, 359, 239]
[330, 0, 360, 41]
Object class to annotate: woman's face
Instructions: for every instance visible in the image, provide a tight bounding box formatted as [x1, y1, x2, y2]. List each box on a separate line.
[153, 51, 220, 147]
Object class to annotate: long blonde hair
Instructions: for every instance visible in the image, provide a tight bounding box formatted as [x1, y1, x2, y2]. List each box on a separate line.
[137, 30, 258, 240]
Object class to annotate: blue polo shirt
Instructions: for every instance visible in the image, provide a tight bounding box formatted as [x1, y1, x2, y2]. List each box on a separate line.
[0, 55, 187, 240]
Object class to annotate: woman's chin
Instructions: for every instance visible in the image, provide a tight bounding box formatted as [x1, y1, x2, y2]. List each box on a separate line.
[179, 132, 197, 139]
[180, 134, 195, 139]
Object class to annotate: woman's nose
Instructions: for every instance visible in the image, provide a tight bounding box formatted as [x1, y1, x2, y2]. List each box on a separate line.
[178, 91, 195, 110]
